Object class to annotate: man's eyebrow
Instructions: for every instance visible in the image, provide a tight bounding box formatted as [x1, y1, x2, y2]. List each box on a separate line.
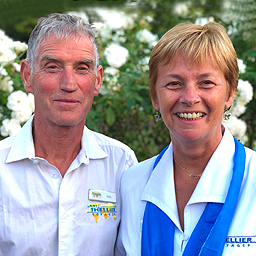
[76, 58, 95, 66]
[40, 55, 59, 62]
[40, 56, 94, 65]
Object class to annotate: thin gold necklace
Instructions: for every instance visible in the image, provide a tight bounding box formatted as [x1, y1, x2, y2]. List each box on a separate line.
[173, 157, 203, 178]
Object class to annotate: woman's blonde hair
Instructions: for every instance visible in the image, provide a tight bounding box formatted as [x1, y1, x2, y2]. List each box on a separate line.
[148, 22, 238, 101]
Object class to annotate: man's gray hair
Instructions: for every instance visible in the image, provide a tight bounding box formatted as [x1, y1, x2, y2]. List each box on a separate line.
[27, 13, 99, 73]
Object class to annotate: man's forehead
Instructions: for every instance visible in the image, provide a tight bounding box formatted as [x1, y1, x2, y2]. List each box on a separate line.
[39, 33, 93, 47]
[36, 33, 96, 62]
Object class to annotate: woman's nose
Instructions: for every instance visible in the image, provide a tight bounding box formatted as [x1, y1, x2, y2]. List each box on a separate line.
[180, 85, 200, 106]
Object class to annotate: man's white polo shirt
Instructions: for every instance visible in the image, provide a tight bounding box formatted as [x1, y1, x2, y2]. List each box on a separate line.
[0, 116, 137, 256]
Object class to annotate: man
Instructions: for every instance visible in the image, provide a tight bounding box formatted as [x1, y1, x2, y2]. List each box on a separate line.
[0, 13, 137, 256]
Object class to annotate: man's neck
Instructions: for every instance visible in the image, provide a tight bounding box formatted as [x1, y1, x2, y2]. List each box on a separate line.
[32, 118, 85, 177]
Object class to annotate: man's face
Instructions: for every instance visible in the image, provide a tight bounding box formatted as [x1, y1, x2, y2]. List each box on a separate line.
[21, 34, 102, 128]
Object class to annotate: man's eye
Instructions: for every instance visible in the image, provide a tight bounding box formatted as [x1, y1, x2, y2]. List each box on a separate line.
[77, 66, 90, 73]
[46, 65, 58, 70]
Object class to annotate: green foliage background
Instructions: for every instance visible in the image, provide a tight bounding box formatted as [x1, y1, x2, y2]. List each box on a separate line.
[0, 0, 255, 161]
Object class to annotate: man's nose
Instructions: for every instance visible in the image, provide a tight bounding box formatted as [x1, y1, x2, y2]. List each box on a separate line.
[59, 68, 78, 92]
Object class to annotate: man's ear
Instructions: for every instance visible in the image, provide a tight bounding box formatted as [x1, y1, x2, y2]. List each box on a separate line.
[94, 65, 103, 96]
[20, 60, 33, 94]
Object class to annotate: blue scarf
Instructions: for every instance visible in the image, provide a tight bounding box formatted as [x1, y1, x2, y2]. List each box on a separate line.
[141, 137, 246, 256]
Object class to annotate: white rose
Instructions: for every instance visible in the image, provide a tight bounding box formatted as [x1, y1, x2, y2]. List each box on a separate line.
[104, 44, 129, 68]
[94, 8, 135, 30]
[237, 79, 253, 104]
[174, 3, 189, 16]
[136, 29, 158, 44]
[12, 62, 21, 72]
[0, 118, 21, 137]
[6, 90, 29, 111]
[0, 76, 14, 93]
[0, 33, 13, 51]
[99, 84, 111, 95]
[112, 30, 127, 43]
[0, 29, 5, 39]
[145, 15, 154, 23]
[104, 67, 120, 76]
[93, 22, 113, 40]
[67, 11, 89, 22]
[238, 59, 246, 74]
[0, 46, 16, 65]
[11, 109, 33, 123]
[0, 66, 8, 76]
[11, 41, 28, 54]
[224, 116, 247, 140]
[100, 27, 113, 40]
[230, 101, 246, 117]
[195, 17, 214, 26]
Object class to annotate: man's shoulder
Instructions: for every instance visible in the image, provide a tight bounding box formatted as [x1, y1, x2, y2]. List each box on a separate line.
[0, 135, 16, 151]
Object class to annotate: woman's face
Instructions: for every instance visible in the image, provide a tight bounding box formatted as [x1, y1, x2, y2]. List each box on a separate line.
[152, 53, 235, 144]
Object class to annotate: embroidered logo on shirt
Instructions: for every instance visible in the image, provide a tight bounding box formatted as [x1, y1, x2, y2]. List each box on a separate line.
[87, 203, 117, 223]
[226, 236, 256, 248]
[92, 191, 102, 199]
[88, 189, 116, 203]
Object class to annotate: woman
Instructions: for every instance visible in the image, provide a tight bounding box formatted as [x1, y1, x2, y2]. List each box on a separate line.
[115, 22, 256, 256]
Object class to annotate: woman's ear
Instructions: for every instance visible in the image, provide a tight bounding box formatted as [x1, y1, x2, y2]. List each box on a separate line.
[225, 87, 236, 109]
[20, 60, 33, 94]
[151, 97, 159, 111]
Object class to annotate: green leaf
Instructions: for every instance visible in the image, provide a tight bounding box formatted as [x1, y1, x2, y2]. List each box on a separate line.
[106, 107, 115, 126]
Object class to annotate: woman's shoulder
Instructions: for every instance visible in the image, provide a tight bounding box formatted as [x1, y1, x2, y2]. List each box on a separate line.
[121, 155, 158, 191]
[244, 146, 256, 171]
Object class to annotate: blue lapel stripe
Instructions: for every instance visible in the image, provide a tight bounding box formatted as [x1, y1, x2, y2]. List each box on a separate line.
[199, 137, 246, 256]
[141, 137, 246, 256]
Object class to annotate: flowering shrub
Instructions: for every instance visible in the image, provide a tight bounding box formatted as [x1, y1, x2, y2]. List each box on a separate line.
[0, 29, 34, 138]
[0, 9, 254, 160]
[223, 67, 254, 142]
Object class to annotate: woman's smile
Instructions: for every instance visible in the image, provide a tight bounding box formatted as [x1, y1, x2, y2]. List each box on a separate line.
[176, 112, 206, 120]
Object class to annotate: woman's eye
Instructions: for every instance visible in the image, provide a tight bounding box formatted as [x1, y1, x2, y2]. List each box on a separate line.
[166, 81, 180, 89]
[201, 80, 215, 88]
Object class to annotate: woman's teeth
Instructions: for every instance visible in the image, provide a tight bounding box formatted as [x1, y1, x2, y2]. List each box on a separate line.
[177, 112, 204, 120]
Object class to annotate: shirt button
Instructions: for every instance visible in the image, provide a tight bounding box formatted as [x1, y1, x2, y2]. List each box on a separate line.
[62, 213, 68, 219]
[183, 234, 189, 241]
[52, 174, 59, 179]
[32, 160, 39, 164]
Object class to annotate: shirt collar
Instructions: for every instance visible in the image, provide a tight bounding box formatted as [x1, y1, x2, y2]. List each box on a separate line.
[189, 127, 235, 204]
[141, 143, 177, 221]
[141, 127, 236, 218]
[6, 116, 108, 164]
[6, 115, 35, 163]
[81, 126, 108, 160]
